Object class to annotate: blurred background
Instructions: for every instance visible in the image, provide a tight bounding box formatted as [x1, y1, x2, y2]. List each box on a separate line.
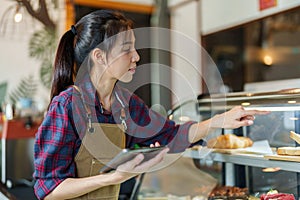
[0, 0, 300, 199]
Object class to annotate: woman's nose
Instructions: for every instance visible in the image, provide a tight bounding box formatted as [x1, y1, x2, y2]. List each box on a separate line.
[132, 50, 140, 63]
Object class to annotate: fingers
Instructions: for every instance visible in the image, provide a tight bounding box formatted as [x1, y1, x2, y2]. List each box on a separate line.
[118, 153, 144, 172]
[132, 154, 145, 165]
[233, 106, 270, 119]
[150, 142, 160, 147]
[241, 115, 255, 121]
[117, 145, 169, 174]
[240, 109, 269, 127]
[234, 106, 270, 115]
[243, 109, 270, 116]
[134, 148, 169, 172]
[231, 119, 253, 129]
[238, 109, 264, 127]
[240, 119, 254, 126]
[221, 106, 270, 129]
[239, 110, 259, 127]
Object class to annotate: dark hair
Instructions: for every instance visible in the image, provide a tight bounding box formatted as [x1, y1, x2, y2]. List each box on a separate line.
[50, 10, 133, 101]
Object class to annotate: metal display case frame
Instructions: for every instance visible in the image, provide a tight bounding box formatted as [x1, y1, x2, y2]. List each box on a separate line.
[171, 88, 300, 197]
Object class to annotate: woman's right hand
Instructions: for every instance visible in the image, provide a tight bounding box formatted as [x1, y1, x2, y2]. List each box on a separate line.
[111, 147, 169, 184]
[211, 106, 270, 129]
[188, 106, 270, 143]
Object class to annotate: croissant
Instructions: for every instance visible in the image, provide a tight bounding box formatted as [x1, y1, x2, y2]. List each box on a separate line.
[207, 134, 253, 149]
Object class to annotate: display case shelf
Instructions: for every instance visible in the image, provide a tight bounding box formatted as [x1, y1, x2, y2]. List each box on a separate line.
[197, 88, 300, 112]
[184, 149, 300, 173]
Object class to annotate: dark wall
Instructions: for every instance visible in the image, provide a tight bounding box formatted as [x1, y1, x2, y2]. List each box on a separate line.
[202, 27, 245, 93]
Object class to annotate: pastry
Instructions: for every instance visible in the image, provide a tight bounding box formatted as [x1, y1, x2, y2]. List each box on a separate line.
[209, 186, 248, 200]
[207, 134, 253, 149]
[277, 147, 300, 156]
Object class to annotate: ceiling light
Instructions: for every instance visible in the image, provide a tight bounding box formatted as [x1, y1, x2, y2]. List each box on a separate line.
[263, 55, 273, 66]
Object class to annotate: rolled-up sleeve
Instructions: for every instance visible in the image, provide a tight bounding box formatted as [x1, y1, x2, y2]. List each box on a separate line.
[33, 98, 78, 199]
[125, 92, 197, 152]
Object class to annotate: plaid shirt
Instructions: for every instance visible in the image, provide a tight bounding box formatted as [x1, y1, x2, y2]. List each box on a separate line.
[33, 77, 196, 199]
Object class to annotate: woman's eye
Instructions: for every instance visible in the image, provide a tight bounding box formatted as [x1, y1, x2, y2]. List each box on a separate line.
[123, 44, 132, 52]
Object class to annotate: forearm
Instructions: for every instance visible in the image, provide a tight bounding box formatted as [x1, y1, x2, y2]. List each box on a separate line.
[44, 173, 120, 200]
[188, 118, 218, 143]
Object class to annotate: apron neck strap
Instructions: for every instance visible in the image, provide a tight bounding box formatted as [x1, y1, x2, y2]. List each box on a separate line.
[72, 85, 94, 133]
[72, 85, 128, 132]
[114, 91, 127, 131]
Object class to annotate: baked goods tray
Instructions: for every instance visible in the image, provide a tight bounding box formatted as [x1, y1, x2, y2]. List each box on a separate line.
[212, 140, 273, 155]
[190, 140, 273, 155]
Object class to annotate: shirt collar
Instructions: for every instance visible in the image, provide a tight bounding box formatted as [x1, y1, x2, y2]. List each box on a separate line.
[75, 74, 129, 112]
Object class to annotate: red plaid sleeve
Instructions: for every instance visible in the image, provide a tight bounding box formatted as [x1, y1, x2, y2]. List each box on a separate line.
[33, 93, 79, 199]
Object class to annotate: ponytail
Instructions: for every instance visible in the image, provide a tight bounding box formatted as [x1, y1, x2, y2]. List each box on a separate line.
[50, 30, 75, 101]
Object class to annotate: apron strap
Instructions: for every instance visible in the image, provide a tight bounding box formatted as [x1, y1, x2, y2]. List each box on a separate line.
[72, 85, 95, 133]
[115, 91, 128, 131]
[72, 85, 128, 132]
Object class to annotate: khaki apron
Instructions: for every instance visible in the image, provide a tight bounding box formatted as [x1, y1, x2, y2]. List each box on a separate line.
[71, 86, 127, 200]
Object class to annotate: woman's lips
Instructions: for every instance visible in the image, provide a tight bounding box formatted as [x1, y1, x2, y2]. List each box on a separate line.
[129, 67, 136, 74]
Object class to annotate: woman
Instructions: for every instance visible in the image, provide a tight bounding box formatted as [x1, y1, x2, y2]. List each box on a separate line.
[33, 10, 269, 200]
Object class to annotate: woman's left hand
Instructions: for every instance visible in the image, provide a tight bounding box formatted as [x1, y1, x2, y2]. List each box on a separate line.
[111, 142, 169, 183]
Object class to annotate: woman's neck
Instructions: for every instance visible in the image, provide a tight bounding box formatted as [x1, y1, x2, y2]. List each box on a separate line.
[90, 64, 117, 111]
[96, 79, 116, 111]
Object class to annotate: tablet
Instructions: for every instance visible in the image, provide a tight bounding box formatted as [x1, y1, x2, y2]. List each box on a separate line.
[99, 146, 167, 173]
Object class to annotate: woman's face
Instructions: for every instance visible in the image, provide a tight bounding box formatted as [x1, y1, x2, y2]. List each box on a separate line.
[105, 30, 140, 83]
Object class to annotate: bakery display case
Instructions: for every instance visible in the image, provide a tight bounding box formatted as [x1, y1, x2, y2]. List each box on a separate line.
[169, 88, 300, 198]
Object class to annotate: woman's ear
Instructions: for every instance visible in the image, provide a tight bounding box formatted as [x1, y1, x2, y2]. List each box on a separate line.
[91, 48, 106, 65]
